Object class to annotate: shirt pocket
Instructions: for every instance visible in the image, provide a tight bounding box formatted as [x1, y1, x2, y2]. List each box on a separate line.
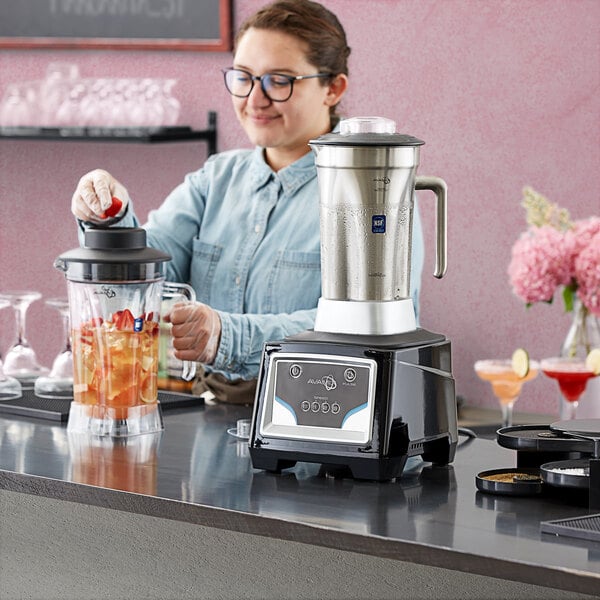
[190, 240, 222, 305]
[266, 250, 321, 314]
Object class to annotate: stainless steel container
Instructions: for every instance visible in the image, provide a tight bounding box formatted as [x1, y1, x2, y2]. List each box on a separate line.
[310, 117, 447, 303]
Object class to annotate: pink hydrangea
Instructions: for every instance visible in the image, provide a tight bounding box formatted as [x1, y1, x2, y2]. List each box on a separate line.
[574, 231, 600, 316]
[566, 216, 600, 270]
[508, 225, 572, 304]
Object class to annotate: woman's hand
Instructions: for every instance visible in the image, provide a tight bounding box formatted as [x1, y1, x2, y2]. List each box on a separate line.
[71, 168, 130, 224]
[166, 302, 222, 364]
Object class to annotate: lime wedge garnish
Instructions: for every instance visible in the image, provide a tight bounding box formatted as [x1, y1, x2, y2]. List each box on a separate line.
[586, 348, 600, 375]
[511, 348, 530, 378]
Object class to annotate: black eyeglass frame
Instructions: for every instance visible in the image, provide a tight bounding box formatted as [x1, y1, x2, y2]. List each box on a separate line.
[222, 68, 333, 102]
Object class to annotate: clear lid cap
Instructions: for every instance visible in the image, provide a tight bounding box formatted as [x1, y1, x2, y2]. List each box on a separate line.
[340, 116, 396, 135]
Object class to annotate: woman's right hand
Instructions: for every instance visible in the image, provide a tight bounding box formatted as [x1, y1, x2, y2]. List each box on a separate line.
[71, 169, 130, 224]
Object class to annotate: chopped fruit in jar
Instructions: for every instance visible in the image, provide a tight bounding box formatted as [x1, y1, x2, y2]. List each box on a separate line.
[140, 373, 158, 403]
[142, 355, 155, 372]
[113, 309, 136, 331]
[72, 309, 160, 413]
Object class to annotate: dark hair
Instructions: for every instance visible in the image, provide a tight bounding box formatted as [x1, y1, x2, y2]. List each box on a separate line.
[235, 0, 351, 120]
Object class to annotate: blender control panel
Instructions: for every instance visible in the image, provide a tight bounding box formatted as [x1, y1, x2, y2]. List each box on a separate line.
[259, 353, 377, 445]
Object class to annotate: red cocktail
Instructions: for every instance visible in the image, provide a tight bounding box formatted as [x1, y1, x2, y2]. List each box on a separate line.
[541, 357, 598, 420]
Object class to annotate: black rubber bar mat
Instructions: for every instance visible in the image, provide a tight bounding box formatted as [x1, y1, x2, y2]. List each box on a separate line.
[0, 388, 203, 422]
[541, 513, 600, 542]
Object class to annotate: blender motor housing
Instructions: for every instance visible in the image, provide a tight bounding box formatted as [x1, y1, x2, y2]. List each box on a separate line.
[249, 329, 457, 481]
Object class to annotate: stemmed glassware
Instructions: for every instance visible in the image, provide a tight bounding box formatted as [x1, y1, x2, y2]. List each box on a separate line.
[0, 291, 49, 389]
[0, 298, 22, 400]
[540, 357, 599, 421]
[34, 298, 73, 399]
[474, 357, 540, 428]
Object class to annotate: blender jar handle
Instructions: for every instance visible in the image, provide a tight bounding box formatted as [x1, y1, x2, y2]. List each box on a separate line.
[415, 176, 448, 279]
[162, 282, 197, 382]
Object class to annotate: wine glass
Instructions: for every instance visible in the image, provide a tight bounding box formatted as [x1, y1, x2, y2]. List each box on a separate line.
[0, 298, 22, 400]
[34, 298, 73, 399]
[0, 291, 49, 389]
[474, 358, 540, 428]
[541, 357, 598, 421]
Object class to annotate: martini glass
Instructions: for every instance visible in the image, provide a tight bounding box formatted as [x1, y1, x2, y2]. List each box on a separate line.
[0, 298, 22, 400]
[474, 359, 540, 428]
[34, 298, 73, 399]
[541, 357, 598, 421]
[0, 291, 49, 389]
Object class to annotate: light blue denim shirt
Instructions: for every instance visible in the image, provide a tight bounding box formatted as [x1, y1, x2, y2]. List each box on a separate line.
[116, 146, 424, 380]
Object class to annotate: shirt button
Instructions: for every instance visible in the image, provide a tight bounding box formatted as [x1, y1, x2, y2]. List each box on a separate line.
[235, 276, 241, 286]
[254, 224, 260, 233]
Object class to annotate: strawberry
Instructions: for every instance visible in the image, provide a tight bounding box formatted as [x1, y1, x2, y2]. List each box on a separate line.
[100, 196, 123, 219]
[112, 309, 135, 331]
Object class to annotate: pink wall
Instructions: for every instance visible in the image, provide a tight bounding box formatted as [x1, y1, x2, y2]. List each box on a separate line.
[1, 0, 598, 416]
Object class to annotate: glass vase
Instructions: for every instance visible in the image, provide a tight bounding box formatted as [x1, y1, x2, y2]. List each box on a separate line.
[560, 296, 600, 419]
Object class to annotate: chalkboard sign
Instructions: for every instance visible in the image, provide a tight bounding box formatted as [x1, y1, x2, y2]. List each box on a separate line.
[0, 0, 232, 51]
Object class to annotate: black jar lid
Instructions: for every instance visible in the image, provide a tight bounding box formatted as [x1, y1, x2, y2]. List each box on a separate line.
[55, 227, 171, 283]
[310, 131, 424, 147]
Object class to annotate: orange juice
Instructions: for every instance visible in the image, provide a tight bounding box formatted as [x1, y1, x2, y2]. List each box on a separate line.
[72, 309, 159, 420]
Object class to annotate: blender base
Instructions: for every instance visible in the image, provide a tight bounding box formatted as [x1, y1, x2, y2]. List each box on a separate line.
[249, 328, 458, 481]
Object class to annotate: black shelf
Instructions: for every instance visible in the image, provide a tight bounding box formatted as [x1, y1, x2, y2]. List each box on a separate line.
[0, 110, 217, 155]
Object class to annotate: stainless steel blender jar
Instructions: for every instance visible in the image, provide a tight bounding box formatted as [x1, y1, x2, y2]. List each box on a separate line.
[312, 116, 447, 334]
[249, 117, 458, 480]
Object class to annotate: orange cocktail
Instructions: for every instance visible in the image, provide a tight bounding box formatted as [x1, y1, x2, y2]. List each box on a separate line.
[474, 359, 539, 427]
[72, 309, 159, 420]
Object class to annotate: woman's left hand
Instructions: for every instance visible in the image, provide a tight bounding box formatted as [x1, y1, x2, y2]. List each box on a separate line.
[166, 302, 221, 364]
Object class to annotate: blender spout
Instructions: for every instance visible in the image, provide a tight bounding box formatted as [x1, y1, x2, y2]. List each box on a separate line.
[415, 176, 448, 279]
[54, 258, 68, 273]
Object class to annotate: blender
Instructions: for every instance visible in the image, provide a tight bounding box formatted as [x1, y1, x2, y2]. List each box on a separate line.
[249, 117, 458, 481]
[55, 227, 194, 437]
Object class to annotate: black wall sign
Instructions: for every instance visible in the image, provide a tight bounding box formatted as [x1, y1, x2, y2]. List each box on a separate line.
[0, 0, 232, 51]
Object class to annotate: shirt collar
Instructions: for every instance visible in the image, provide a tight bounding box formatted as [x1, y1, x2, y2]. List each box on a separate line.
[249, 147, 316, 196]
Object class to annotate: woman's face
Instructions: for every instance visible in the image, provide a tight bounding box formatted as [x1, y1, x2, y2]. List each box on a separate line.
[231, 27, 346, 171]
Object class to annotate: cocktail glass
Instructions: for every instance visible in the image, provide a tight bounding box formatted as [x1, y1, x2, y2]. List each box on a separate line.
[0, 291, 49, 389]
[34, 298, 73, 399]
[0, 298, 22, 400]
[474, 359, 540, 428]
[541, 357, 598, 421]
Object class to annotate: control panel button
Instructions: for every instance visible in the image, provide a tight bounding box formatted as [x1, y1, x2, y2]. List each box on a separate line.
[301, 401, 310, 412]
[344, 368, 357, 383]
[331, 403, 341, 415]
[290, 364, 303, 378]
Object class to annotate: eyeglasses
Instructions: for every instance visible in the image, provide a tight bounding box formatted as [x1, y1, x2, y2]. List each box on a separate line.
[222, 68, 332, 103]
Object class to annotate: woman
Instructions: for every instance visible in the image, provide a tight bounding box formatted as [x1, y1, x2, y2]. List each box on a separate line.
[71, 0, 422, 404]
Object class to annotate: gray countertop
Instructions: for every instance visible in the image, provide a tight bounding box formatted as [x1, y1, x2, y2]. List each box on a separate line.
[0, 403, 599, 595]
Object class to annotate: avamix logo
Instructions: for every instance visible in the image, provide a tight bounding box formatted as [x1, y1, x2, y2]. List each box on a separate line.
[307, 374, 337, 391]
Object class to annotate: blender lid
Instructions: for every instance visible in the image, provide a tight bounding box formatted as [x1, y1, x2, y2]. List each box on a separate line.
[310, 116, 425, 147]
[55, 227, 171, 282]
